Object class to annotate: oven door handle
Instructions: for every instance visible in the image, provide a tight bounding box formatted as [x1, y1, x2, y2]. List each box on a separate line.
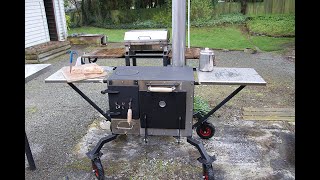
[148, 86, 175, 92]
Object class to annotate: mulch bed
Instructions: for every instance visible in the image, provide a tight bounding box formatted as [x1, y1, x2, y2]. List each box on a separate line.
[83, 48, 125, 58]
[82, 47, 202, 59]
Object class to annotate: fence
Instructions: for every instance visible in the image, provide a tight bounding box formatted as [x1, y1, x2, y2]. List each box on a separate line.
[213, 2, 241, 15]
[246, 0, 295, 15]
[213, 0, 295, 15]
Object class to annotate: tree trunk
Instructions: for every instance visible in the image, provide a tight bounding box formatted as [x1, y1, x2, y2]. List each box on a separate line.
[240, 0, 248, 15]
[81, 0, 87, 25]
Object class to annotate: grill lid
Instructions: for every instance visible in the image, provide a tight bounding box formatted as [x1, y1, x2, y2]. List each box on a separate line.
[124, 29, 169, 42]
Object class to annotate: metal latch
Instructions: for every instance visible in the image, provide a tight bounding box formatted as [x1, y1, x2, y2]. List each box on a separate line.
[116, 121, 134, 130]
[101, 89, 119, 94]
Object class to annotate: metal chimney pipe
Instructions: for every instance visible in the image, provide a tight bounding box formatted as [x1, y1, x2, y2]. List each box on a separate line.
[172, 0, 186, 67]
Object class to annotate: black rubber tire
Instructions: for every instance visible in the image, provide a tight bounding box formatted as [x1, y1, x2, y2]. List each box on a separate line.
[196, 122, 215, 139]
[91, 158, 105, 180]
[203, 164, 215, 180]
[89, 58, 98, 63]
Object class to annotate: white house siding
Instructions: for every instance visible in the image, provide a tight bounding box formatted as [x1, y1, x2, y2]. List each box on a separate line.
[53, 0, 68, 41]
[25, 0, 50, 48]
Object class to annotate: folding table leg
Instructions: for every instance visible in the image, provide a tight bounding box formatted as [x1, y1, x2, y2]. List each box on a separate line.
[193, 85, 246, 129]
[25, 131, 36, 170]
[125, 55, 130, 66]
[132, 57, 137, 66]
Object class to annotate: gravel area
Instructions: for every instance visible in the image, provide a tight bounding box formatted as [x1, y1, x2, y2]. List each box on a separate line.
[25, 44, 294, 180]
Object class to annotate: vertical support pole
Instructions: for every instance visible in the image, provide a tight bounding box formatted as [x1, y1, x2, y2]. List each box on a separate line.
[125, 55, 130, 66]
[188, 0, 191, 49]
[132, 51, 137, 66]
[172, 0, 186, 67]
[25, 132, 36, 170]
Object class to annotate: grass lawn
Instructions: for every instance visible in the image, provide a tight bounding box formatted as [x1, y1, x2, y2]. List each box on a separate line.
[250, 36, 295, 52]
[246, 14, 295, 37]
[189, 26, 254, 50]
[69, 26, 294, 52]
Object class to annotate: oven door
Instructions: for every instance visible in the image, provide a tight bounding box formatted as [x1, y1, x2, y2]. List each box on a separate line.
[139, 91, 186, 129]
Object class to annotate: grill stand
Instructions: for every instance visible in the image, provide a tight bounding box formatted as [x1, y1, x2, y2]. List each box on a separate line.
[124, 49, 170, 66]
[86, 134, 119, 160]
[187, 136, 216, 180]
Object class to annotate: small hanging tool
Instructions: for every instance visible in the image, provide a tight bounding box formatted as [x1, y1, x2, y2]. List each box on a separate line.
[127, 98, 132, 125]
[67, 50, 78, 73]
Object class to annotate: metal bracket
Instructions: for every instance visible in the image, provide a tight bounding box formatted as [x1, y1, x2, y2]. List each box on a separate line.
[192, 85, 246, 129]
[68, 83, 112, 121]
[187, 136, 216, 165]
[86, 134, 118, 160]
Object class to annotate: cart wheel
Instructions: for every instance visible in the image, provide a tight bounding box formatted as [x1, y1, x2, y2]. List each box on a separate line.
[202, 164, 215, 180]
[91, 158, 105, 180]
[89, 58, 98, 63]
[196, 122, 215, 139]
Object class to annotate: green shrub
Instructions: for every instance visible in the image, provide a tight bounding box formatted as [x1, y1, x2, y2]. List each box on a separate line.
[192, 13, 247, 27]
[68, 11, 83, 28]
[152, 9, 171, 27]
[92, 21, 167, 29]
[65, 14, 71, 30]
[193, 96, 211, 116]
[190, 0, 214, 20]
[246, 14, 295, 37]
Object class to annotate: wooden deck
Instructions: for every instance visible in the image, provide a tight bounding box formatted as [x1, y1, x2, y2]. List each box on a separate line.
[82, 48, 125, 58]
[242, 107, 295, 121]
[25, 41, 71, 63]
[82, 47, 202, 59]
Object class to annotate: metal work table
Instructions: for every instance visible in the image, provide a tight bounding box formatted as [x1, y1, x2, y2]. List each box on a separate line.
[45, 66, 114, 83]
[25, 64, 51, 170]
[25, 64, 51, 83]
[196, 67, 266, 86]
[45, 66, 266, 128]
[193, 67, 266, 128]
[45, 66, 266, 85]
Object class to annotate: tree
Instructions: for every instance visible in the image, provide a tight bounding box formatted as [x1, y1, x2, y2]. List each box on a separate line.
[240, 0, 248, 14]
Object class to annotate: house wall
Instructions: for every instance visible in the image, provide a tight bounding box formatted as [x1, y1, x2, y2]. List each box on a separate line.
[25, 0, 50, 48]
[53, 0, 68, 41]
[25, 0, 68, 48]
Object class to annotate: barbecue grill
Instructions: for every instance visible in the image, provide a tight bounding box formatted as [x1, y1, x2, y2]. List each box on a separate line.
[124, 29, 170, 66]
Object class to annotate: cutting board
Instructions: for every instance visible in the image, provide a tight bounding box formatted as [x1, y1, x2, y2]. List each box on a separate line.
[61, 63, 107, 82]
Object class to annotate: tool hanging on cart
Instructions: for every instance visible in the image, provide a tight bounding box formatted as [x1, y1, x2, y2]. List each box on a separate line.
[67, 50, 78, 73]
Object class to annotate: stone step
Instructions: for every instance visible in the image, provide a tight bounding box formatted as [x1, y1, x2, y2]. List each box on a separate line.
[25, 44, 71, 63]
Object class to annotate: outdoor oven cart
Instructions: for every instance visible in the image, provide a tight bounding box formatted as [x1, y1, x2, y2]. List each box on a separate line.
[45, 66, 266, 180]
[44, 1, 266, 179]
